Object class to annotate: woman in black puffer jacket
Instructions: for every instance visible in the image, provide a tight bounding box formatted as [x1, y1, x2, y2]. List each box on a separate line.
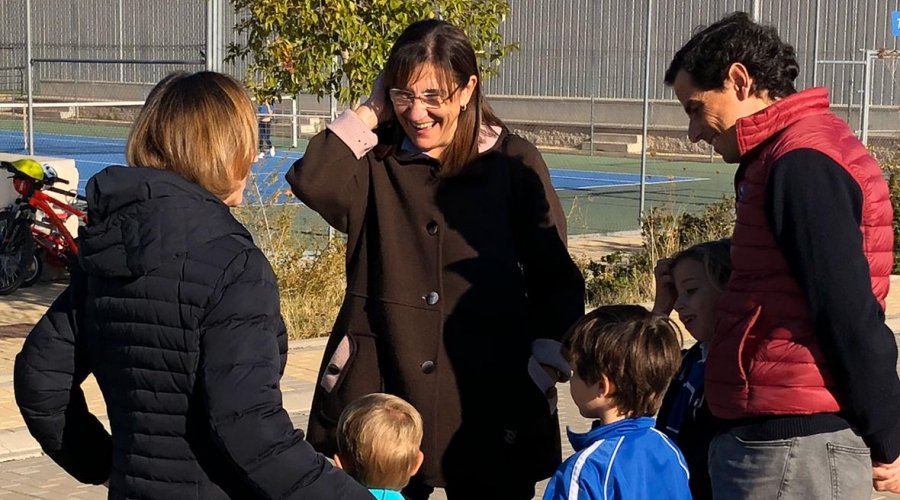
[13, 71, 370, 500]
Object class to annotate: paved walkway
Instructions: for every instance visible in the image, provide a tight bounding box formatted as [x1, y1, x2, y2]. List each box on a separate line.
[3, 274, 900, 498]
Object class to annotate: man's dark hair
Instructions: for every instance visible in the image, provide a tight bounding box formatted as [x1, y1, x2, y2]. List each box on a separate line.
[664, 12, 799, 99]
[561, 305, 682, 417]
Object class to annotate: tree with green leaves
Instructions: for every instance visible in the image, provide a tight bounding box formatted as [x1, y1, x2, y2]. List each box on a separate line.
[226, 0, 517, 104]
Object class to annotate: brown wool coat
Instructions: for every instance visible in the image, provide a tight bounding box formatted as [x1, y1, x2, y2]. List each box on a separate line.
[285, 126, 585, 488]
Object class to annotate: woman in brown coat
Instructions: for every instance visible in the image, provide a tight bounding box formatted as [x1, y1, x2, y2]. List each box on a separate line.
[286, 20, 585, 499]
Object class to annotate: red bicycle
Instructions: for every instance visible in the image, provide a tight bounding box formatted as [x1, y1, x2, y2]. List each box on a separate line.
[0, 160, 87, 295]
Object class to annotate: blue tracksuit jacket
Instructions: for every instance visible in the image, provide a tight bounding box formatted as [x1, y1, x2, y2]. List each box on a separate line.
[543, 417, 692, 500]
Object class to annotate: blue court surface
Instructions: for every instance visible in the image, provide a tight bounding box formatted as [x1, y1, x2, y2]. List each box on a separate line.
[0, 130, 704, 199]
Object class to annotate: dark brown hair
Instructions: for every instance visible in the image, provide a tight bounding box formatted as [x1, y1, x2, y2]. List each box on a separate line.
[664, 12, 798, 99]
[562, 305, 682, 417]
[377, 19, 504, 177]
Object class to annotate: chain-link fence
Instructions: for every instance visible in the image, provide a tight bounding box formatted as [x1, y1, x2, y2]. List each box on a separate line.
[482, 0, 900, 235]
[0, 0, 898, 237]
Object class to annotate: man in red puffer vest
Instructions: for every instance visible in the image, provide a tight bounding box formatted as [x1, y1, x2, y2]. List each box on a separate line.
[664, 12, 900, 500]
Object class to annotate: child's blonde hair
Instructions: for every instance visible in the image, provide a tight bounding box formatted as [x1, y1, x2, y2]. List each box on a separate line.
[126, 71, 257, 200]
[337, 393, 424, 489]
[672, 239, 732, 292]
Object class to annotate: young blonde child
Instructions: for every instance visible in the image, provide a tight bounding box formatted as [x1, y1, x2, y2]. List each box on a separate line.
[543, 305, 689, 500]
[335, 394, 425, 500]
[653, 239, 732, 500]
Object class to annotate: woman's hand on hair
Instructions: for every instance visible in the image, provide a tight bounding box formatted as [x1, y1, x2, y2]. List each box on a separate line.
[652, 258, 677, 315]
[357, 71, 392, 129]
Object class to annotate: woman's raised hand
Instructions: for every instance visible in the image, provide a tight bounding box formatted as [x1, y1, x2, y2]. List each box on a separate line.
[356, 71, 393, 129]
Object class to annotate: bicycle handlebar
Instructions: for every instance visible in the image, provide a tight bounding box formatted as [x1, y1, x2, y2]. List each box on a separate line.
[46, 185, 87, 202]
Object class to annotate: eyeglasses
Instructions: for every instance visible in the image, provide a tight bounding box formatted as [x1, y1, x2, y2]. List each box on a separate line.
[389, 84, 463, 109]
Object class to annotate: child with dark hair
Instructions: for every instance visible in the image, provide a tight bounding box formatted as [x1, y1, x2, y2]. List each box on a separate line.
[543, 305, 689, 500]
[653, 239, 732, 500]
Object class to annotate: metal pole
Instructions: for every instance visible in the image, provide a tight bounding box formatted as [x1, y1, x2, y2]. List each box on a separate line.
[589, 95, 595, 156]
[751, 0, 761, 20]
[205, 0, 220, 71]
[118, 0, 124, 82]
[589, 2, 596, 157]
[861, 51, 873, 147]
[638, 0, 652, 218]
[329, 93, 337, 122]
[291, 96, 298, 148]
[811, 0, 820, 87]
[25, 0, 34, 155]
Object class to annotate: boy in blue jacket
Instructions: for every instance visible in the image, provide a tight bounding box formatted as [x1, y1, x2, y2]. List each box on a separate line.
[544, 305, 691, 500]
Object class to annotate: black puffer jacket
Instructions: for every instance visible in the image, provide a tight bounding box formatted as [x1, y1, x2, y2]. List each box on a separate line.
[14, 166, 370, 500]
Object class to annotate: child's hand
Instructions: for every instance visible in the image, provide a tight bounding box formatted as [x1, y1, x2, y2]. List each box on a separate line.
[652, 258, 677, 315]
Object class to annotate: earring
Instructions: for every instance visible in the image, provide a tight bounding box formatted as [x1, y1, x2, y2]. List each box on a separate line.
[461, 104, 467, 111]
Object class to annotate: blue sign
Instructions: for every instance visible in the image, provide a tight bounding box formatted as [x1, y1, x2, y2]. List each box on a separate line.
[894, 11, 900, 37]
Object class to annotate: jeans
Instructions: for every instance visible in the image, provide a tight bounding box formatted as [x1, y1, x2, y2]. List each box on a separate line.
[708, 427, 872, 500]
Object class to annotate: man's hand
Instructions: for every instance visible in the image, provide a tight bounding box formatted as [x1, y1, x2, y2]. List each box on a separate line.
[873, 455, 900, 493]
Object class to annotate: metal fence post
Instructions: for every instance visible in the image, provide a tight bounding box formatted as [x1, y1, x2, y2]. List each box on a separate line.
[118, 0, 124, 82]
[638, 0, 653, 218]
[291, 96, 298, 148]
[812, 0, 820, 87]
[25, 0, 34, 155]
[205, 0, 222, 71]
[861, 51, 874, 147]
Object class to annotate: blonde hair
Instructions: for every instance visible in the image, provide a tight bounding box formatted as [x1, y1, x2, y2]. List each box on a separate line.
[672, 239, 732, 293]
[126, 71, 257, 199]
[337, 393, 424, 489]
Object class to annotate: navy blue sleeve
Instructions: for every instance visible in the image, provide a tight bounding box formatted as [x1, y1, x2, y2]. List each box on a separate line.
[14, 266, 112, 484]
[765, 148, 900, 463]
[199, 248, 370, 499]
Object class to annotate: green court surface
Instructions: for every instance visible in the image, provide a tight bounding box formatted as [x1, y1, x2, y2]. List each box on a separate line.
[285, 152, 737, 237]
[542, 153, 736, 234]
[0, 116, 736, 236]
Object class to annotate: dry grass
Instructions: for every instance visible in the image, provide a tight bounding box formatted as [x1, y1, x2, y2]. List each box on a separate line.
[234, 172, 346, 340]
[580, 198, 736, 307]
[235, 166, 737, 337]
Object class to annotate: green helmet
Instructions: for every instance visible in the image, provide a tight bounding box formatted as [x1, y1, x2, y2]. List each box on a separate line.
[11, 159, 44, 181]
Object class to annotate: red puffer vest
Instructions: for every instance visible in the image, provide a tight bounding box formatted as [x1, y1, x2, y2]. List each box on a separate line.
[706, 87, 893, 419]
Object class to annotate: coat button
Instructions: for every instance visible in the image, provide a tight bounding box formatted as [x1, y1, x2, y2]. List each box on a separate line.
[424, 292, 439, 305]
[420, 360, 436, 374]
[426, 221, 439, 235]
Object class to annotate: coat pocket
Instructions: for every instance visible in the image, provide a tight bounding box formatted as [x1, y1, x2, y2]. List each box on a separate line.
[317, 331, 383, 423]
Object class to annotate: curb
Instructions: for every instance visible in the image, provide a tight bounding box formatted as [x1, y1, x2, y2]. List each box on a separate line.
[288, 336, 329, 351]
[0, 340, 328, 464]
[5, 320, 900, 464]
[0, 427, 43, 463]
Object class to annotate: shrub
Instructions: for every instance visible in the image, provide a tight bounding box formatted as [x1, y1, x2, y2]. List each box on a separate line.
[883, 161, 900, 274]
[234, 170, 346, 340]
[580, 198, 736, 307]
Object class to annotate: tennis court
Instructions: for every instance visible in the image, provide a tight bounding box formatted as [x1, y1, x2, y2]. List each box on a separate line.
[0, 127, 735, 234]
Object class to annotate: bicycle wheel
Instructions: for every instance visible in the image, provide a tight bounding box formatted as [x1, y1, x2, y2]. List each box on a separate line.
[20, 249, 43, 288]
[0, 218, 35, 295]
